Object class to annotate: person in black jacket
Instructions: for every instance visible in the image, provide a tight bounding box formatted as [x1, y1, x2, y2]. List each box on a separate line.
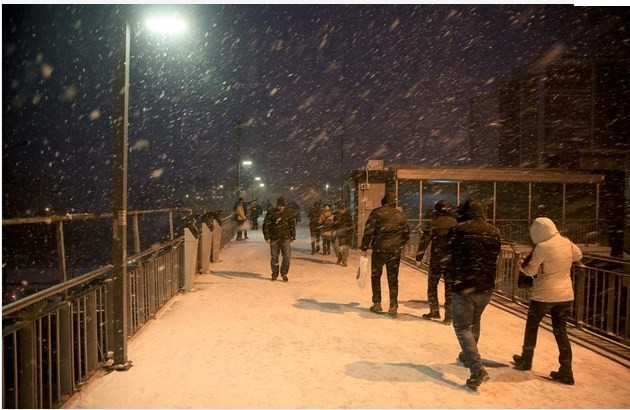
[448, 199, 501, 390]
[415, 200, 458, 324]
[262, 197, 296, 282]
[360, 193, 410, 318]
[332, 202, 353, 266]
[307, 201, 322, 255]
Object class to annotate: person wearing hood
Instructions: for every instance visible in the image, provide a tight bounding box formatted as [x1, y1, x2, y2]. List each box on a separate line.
[415, 200, 458, 324]
[448, 199, 501, 390]
[513, 217, 583, 385]
[360, 192, 410, 318]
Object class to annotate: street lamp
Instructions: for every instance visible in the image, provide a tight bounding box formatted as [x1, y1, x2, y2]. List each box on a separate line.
[112, 10, 186, 370]
[237, 160, 252, 198]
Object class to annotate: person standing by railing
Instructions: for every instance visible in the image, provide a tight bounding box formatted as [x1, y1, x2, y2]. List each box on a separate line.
[513, 217, 583, 385]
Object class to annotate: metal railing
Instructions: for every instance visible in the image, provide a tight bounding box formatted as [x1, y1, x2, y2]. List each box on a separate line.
[404, 233, 630, 346]
[2, 209, 236, 408]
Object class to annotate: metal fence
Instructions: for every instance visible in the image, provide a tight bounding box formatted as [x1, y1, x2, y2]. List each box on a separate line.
[2, 209, 236, 408]
[404, 232, 630, 346]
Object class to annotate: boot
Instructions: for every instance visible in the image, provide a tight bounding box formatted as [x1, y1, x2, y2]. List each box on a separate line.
[422, 310, 440, 320]
[466, 369, 489, 390]
[513, 350, 533, 371]
[369, 303, 383, 313]
[549, 370, 575, 385]
[443, 310, 452, 325]
[387, 304, 398, 318]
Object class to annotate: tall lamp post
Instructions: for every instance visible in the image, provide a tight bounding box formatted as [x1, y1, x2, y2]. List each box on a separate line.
[237, 160, 252, 198]
[111, 10, 186, 370]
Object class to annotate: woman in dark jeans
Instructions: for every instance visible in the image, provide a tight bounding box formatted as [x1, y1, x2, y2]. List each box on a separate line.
[513, 217, 583, 385]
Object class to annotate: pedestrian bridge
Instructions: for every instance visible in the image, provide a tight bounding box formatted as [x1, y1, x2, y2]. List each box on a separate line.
[3, 217, 630, 408]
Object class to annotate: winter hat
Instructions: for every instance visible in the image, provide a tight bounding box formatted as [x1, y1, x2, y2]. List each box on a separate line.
[277, 197, 286, 206]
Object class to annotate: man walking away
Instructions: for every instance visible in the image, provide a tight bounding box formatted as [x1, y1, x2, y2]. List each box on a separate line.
[360, 192, 410, 318]
[415, 200, 458, 324]
[263, 197, 296, 282]
[308, 201, 322, 255]
[449, 199, 501, 390]
[332, 202, 353, 266]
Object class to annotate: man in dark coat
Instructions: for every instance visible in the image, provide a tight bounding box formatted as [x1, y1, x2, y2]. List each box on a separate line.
[332, 202, 353, 266]
[307, 201, 322, 255]
[360, 192, 410, 318]
[415, 200, 458, 324]
[263, 197, 296, 281]
[449, 199, 501, 390]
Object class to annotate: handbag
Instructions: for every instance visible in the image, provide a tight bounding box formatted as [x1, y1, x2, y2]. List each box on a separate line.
[356, 255, 369, 288]
[518, 271, 534, 290]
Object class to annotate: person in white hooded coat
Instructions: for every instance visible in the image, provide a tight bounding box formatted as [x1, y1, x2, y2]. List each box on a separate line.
[512, 217, 582, 385]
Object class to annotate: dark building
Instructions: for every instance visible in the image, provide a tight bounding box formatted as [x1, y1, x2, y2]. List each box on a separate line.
[471, 53, 629, 257]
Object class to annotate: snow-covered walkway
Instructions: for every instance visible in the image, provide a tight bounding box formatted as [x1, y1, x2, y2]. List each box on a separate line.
[64, 222, 630, 409]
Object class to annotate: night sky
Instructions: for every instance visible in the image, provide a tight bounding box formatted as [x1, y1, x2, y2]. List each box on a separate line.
[2, 4, 628, 217]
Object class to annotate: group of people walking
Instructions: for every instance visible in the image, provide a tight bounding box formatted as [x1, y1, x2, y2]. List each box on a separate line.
[360, 193, 582, 390]
[242, 192, 583, 391]
[307, 200, 354, 267]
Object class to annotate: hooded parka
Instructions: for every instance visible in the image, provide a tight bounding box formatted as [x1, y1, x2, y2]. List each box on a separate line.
[521, 217, 583, 303]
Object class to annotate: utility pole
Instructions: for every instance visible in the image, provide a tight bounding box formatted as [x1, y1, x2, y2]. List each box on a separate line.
[339, 117, 346, 201]
[234, 116, 242, 200]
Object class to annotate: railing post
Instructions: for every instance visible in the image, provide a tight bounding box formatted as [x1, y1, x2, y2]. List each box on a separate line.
[606, 273, 615, 334]
[18, 322, 37, 409]
[574, 266, 586, 329]
[169, 210, 174, 240]
[57, 302, 75, 401]
[55, 221, 68, 299]
[133, 213, 141, 255]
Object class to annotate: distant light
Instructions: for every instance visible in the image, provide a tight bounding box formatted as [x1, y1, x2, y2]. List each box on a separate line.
[259, 183, 265, 187]
[242, 160, 253, 166]
[255, 177, 261, 181]
[146, 17, 187, 34]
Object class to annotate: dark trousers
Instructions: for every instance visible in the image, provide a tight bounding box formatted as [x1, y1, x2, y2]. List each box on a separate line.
[322, 236, 332, 254]
[427, 263, 453, 317]
[522, 300, 573, 373]
[309, 227, 321, 252]
[370, 250, 401, 307]
[269, 238, 291, 278]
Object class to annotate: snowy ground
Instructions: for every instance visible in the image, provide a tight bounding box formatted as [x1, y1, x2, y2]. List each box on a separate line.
[64, 222, 630, 409]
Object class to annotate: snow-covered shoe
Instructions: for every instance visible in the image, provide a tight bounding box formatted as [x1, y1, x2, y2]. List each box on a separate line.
[369, 303, 383, 313]
[513, 354, 532, 371]
[549, 370, 574, 385]
[465, 369, 489, 390]
[422, 311, 440, 320]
